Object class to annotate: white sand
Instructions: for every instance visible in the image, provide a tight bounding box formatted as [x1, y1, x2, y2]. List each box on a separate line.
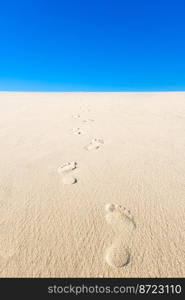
[0, 91, 185, 277]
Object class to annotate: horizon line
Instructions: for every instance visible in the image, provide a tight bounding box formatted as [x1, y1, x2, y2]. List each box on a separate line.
[0, 90, 185, 93]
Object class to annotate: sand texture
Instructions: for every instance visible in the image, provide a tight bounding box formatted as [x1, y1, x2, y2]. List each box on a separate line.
[0, 91, 185, 277]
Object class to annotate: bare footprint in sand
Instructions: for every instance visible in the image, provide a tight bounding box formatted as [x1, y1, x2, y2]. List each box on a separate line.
[71, 128, 83, 135]
[85, 138, 104, 151]
[57, 162, 78, 184]
[83, 118, 94, 123]
[62, 176, 77, 185]
[105, 204, 136, 268]
[57, 161, 77, 173]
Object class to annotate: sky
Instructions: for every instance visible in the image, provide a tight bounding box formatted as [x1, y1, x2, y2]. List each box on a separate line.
[0, 0, 185, 91]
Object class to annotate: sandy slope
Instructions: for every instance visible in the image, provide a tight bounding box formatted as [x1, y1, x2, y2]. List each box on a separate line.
[0, 92, 185, 277]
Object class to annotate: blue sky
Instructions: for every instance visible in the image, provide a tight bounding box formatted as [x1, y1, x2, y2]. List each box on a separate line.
[0, 0, 185, 91]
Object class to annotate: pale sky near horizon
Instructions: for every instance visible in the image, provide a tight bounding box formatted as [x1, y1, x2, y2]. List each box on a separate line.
[0, 0, 185, 91]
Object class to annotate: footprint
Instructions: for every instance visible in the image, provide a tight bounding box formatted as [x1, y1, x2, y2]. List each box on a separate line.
[105, 204, 136, 268]
[57, 162, 77, 173]
[71, 128, 83, 135]
[84, 139, 104, 151]
[62, 176, 77, 185]
[105, 242, 131, 268]
[57, 162, 78, 184]
[83, 118, 94, 123]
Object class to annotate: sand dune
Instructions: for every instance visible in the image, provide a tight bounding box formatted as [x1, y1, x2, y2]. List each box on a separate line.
[0, 91, 185, 277]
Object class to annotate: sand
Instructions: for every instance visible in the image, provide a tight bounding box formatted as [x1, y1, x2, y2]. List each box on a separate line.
[0, 91, 185, 277]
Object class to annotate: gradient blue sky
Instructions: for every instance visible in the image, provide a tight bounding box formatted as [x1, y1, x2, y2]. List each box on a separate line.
[0, 0, 185, 91]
